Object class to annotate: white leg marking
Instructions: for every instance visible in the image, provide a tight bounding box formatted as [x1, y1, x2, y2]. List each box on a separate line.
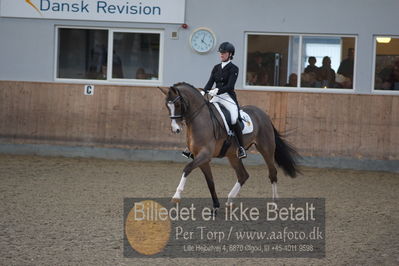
[226, 182, 241, 205]
[172, 173, 187, 199]
[272, 182, 279, 200]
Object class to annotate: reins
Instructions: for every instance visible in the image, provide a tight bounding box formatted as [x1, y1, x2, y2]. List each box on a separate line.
[168, 95, 184, 119]
[205, 98, 224, 139]
[169, 86, 225, 139]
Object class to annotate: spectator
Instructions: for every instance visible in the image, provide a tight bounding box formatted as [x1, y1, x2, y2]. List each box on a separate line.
[246, 72, 258, 85]
[301, 72, 317, 87]
[112, 50, 124, 78]
[337, 48, 354, 86]
[378, 59, 399, 90]
[285, 73, 297, 87]
[136, 68, 148, 79]
[304, 56, 318, 74]
[247, 52, 270, 85]
[335, 74, 352, 89]
[318, 56, 336, 88]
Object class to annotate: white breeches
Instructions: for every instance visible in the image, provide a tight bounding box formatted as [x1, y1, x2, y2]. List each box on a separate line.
[210, 92, 239, 125]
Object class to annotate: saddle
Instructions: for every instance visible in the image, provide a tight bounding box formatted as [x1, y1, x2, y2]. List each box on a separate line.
[212, 102, 254, 157]
[213, 103, 254, 135]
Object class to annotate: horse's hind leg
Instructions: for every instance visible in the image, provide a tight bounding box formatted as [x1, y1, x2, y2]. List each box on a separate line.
[256, 142, 279, 199]
[199, 162, 220, 210]
[226, 155, 249, 205]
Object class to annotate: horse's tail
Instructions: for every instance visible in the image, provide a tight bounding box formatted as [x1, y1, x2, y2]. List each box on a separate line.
[273, 125, 301, 178]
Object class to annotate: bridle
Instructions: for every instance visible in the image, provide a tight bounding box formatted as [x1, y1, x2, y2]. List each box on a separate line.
[167, 93, 187, 120]
[166, 86, 223, 139]
[167, 87, 207, 123]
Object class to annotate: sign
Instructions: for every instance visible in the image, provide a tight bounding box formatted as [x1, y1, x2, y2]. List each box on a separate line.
[84, 85, 94, 95]
[0, 0, 185, 24]
[123, 198, 326, 258]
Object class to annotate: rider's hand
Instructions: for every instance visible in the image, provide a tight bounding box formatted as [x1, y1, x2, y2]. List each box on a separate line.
[200, 90, 206, 96]
[209, 88, 219, 97]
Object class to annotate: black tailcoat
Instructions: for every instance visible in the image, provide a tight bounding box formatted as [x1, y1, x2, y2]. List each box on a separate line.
[204, 62, 239, 104]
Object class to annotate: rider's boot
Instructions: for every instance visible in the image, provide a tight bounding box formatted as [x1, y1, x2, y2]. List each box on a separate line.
[231, 123, 247, 159]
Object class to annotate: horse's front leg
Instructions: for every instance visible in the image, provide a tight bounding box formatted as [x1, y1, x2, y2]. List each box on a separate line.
[171, 150, 212, 203]
[199, 162, 220, 211]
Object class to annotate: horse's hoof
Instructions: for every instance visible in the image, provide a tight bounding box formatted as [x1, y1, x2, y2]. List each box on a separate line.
[212, 207, 219, 217]
[171, 198, 181, 203]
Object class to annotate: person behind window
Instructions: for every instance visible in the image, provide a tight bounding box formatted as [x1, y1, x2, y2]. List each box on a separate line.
[317, 56, 336, 88]
[377, 59, 399, 90]
[100, 64, 107, 79]
[301, 72, 317, 87]
[112, 50, 124, 78]
[378, 65, 392, 88]
[256, 68, 270, 86]
[337, 48, 354, 86]
[391, 59, 399, 90]
[246, 72, 258, 85]
[285, 73, 297, 87]
[304, 56, 318, 74]
[247, 52, 263, 73]
[247, 52, 269, 85]
[335, 74, 352, 89]
[136, 68, 148, 79]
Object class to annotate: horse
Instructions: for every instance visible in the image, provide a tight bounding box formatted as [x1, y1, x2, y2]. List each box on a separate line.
[159, 82, 300, 210]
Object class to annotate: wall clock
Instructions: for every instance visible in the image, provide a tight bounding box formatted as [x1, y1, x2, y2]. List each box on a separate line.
[189, 27, 216, 54]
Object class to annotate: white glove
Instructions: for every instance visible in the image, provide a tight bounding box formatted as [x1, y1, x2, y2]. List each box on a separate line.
[209, 88, 219, 97]
[200, 90, 206, 96]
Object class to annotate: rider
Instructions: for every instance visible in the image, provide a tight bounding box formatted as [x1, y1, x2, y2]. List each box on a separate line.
[182, 42, 247, 159]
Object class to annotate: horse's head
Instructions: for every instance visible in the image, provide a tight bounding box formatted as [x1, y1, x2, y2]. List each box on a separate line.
[159, 86, 188, 134]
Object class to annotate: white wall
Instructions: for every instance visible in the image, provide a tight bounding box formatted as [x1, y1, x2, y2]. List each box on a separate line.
[1, 0, 399, 93]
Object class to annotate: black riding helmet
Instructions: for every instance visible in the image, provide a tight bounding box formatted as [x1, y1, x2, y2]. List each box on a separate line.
[218, 42, 235, 59]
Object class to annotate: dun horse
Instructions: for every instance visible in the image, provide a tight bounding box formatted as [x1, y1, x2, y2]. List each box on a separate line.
[159, 82, 299, 210]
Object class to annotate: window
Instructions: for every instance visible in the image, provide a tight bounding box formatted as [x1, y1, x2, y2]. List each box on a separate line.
[246, 34, 299, 87]
[58, 28, 108, 80]
[245, 33, 356, 90]
[112, 31, 160, 80]
[373, 36, 399, 91]
[56, 27, 163, 83]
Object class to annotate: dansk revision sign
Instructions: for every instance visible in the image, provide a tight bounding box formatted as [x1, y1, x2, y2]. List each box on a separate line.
[0, 0, 185, 24]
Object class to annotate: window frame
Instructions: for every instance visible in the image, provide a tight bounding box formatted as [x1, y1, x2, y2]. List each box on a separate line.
[371, 35, 399, 95]
[243, 32, 358, 94]
[54, 25, 164, 86]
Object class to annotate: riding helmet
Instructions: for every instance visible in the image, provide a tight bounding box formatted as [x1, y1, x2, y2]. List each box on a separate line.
[218, 42, 235, 58]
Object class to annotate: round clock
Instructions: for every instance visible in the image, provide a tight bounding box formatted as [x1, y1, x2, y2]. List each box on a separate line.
[189, 27, 216, 54]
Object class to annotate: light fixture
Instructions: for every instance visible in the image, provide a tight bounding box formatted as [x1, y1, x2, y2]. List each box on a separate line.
[376, 37, 391, 43]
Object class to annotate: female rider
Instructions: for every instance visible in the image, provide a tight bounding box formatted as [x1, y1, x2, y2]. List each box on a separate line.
[183, 42, 246, 159]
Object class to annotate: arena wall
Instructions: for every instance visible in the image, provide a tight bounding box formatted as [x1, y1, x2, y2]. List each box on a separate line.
[1, 81, 397, 161]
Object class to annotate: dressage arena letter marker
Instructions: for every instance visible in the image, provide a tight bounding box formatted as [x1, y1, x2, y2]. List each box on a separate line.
[84, 85, 94, 95]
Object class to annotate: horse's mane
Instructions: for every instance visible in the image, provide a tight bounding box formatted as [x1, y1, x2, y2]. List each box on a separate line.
[173, 82, 200, 94]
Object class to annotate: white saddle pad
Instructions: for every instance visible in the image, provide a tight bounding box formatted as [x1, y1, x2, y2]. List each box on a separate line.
[240, 110, 254, 135]
[213, 103, 254, 135]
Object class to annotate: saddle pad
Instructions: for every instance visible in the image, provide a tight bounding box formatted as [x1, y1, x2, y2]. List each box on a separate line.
[240, 110, 254, 135]
[213, 103, 254, 135]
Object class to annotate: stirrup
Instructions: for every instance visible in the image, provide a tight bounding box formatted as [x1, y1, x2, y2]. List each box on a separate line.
[237, 146, 247, 159]
[182, 149, 194, 159]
